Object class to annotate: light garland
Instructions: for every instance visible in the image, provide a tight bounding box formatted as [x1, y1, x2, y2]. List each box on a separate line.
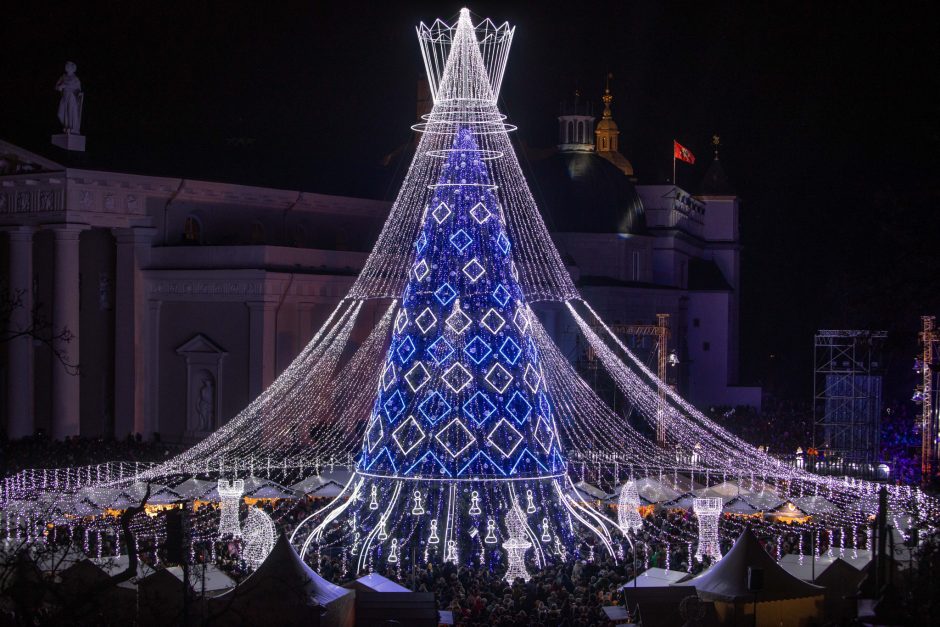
[0, 7, 936, 588]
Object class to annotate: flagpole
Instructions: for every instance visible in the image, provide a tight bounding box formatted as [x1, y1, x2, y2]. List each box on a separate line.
[672, 153, 676, 186]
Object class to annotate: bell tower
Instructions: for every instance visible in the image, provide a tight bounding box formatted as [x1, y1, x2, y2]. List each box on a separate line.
[557, 90, 595, 152]
[594, 76, 634, 177]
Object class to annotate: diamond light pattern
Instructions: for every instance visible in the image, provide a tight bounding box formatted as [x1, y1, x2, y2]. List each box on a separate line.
[486, 418, 523, 458]
[435, 418, 475, 458]
[441, 362, 473, 393]
[523, 363, 542, 393]
[431, 201, 452, 223]
[426, 336, 455, 365]
[469, 201, 491, 224]
[381, 361, 396, 391]
[484, 362, 513, 394]
[462, 391, 497, 427]
[498, 336, 521, 365]
[392, 415, 426, 455]
[413, 259, 430, 281]
[462, 258, 486, 283]
[446, 306, 472, 334]
[357, 123, 560, 481]
[492, 284, 511, 307]
[463, 336, 492, 365]
[505, 390, 533, 424]
[449, 229, 473, 253]
[480, 308, 506, 334]
[434, 283, 458, 306]
[415, 307, 438, 334]
[404, 362, 431, 392]
[418, 391, 452, 425]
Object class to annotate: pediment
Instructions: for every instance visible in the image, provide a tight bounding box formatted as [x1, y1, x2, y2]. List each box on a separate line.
[176, 333, 227, 356]
[0, 140, 65, 176]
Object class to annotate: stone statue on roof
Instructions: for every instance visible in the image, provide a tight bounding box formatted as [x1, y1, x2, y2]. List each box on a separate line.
[55, 61, 83, 134]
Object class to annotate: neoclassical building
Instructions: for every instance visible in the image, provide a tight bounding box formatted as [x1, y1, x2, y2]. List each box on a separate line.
[0, 86, 758, 443]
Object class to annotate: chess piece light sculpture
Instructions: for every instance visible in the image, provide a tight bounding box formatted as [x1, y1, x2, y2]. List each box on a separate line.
[242, 507, 276, 569]
[617, 480, 644, 534]
[217, 478, 245, 539]
[693, 497, 723, 561]
[502, 503, 532, 582]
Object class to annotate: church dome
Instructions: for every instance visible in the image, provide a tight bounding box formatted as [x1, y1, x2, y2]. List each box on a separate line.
[527, 149, 646, 235]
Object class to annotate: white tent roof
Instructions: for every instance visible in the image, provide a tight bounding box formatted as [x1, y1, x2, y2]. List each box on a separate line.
[171, 478, 214, 500]
[355, 572, 412, 592]
[91, 554, 159, 588]
[694, 480, 745, 504]
[840, 549, 873, 571]
[632, 477, 682, 504]
[244, 479, 297, 500]
[217, 534, 351, 607]
[147, 486, 184, 505]
[723, 496, 759, 514]
[31, 545, 87, 573]
[791, 496, 840, 515]
[620, 567, 689, 589]
[742, 492, 787, 511]
[681, 529, 824, 602]
[778, 554, 836, 581]
[570, 481, 610, 500]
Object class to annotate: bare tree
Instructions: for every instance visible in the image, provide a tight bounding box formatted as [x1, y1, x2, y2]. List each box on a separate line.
[0, 285, 78, 376]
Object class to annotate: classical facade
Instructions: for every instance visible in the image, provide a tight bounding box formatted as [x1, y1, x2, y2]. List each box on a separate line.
[0, 85, 757, 443]
[0, 140, 388, 441]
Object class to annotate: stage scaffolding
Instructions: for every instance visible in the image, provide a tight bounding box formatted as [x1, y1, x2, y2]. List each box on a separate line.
[813, 330, 886, 466]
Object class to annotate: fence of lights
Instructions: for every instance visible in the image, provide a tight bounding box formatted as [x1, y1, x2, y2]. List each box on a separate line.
[1, 7, 937, 582]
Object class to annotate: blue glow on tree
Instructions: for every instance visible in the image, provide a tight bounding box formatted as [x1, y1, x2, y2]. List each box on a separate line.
[359, 126, 563, 480]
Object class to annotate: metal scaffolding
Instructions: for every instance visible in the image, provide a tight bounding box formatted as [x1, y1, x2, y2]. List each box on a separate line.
[918, 316, 939, 483]
[813, 330, 886, 465]
[584, 314, 673, 445]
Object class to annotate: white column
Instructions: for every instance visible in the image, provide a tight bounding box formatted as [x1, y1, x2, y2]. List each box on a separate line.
[112, 227, 155, 438]
[5, 227, 35, 438]
[51, 224, 88, 439]
[247, 301, 277, 398]
[142, 299, 162, 439]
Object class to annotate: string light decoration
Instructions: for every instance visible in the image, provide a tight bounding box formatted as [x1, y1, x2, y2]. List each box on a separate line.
[217, 479, 244, 539]
[617, 480, 644, 535]
[242, 507, 276, 569]
[296, 8, 616, 573]
[1, 6, 937, 586]
[693, 498, 723, 561]
[502, 502, 532, 582]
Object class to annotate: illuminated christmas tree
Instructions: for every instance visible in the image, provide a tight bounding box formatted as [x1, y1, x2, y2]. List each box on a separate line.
[300, 8, 618, 573]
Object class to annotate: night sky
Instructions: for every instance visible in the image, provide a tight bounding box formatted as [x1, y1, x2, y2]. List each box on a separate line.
[2, 1, 938, 402]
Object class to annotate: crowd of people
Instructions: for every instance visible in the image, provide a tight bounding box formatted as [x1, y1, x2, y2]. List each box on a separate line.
[0, 432, 179, 477]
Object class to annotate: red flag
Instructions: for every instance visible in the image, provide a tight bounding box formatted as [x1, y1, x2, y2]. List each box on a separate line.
[673, 140, 695, 164]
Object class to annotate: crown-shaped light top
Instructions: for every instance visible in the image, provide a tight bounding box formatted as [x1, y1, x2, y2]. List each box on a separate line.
[417, 8, 515, 103]
[217, 478, 245, 498]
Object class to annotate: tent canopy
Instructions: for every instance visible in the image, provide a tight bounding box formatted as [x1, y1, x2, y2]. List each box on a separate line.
[682, 529, 824, 602]
[621, 567, 690, 589]
[216, 533, 350, 607]
[352, 572, 412, 593]
[632, 477, 682, 504]
[777, 554, 836, 581]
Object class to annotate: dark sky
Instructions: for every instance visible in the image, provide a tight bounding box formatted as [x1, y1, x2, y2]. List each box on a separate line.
[3, 1, 939, 401]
